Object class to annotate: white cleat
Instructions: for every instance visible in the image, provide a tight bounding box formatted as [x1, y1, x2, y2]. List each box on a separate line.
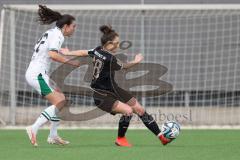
[26, 126, 38, 147]
[47, 136, 70, 145]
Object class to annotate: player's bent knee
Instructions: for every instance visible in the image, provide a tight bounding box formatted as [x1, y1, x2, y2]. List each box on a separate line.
[125, 107, 133, 116]
[55, 99, 67, 109]
[55, 91, 66, 100]
[133, 106, 145, 116]
[48, 93, 67, 110]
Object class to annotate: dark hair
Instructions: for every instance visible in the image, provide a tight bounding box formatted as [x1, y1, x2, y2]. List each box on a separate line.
[38, 5, 75, 28]
[99, 25, 119, 46]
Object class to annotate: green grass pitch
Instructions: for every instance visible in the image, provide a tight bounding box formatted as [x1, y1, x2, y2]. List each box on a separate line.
[0, 129, 239, 160]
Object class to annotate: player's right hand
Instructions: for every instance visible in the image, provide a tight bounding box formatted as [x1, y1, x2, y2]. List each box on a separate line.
[60, 48, 70, 55]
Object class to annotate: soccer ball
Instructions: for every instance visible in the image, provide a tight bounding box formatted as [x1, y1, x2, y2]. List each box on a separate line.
[161, 121, 181, 139]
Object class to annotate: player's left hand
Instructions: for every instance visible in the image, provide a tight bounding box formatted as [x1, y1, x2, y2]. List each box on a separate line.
[134, 53, 144, 63]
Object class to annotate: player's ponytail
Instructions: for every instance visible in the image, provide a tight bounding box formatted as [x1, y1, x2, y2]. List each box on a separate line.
[99, 25, 119, 46]
[100, 25, 113, 34]
[38, 5, 75, 28]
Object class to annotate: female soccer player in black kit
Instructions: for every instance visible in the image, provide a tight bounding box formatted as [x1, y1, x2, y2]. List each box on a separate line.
[60, 25, 171, 147]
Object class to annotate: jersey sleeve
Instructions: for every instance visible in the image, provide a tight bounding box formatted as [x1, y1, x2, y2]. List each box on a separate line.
[48, 32, 63, 52]
[88, 48, 95, 57]
[111, 56, 123, 71]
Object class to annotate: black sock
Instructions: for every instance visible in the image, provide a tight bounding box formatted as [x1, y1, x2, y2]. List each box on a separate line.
[139, 112, 161, 136]
[118, 115, 132, 137]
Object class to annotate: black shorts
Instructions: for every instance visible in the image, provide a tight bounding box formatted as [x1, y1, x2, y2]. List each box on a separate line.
[92, 86, 133, 114]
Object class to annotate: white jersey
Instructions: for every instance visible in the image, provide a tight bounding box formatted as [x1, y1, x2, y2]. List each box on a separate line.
[28, 27, 64, 74]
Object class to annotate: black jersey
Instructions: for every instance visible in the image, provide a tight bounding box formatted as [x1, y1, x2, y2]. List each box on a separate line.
[88, 46, 123, 92]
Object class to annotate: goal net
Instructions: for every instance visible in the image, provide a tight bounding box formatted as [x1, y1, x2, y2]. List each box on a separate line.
[1, 4, 240, 128]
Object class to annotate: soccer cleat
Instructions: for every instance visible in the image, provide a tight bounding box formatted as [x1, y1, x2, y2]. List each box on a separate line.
[47, 136, 70, 145]
[26, 126, 38, 147]
[115, 137, 132, 147]
[159, 134, 172, 145]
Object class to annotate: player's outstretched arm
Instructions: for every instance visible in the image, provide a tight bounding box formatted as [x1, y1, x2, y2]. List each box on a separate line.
[122, 53, 143, 69]
[48, 50, 80, 67]
[60, 48, 89, 57]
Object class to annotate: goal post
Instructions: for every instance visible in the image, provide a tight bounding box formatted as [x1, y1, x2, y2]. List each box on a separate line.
[1, 4, 240, 128]
[0, 8, 6, 125]
[5, 4, 240, 10]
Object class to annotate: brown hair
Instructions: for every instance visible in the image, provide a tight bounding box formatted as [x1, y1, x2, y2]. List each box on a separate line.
[99, 25, 119, 46]
[38, 5, 75, 28]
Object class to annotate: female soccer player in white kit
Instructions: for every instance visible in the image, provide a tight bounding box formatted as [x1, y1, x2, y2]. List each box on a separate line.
[25, 5, 79, 146]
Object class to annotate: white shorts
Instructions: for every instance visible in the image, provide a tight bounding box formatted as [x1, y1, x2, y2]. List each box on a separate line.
[25, 69, 55, 96]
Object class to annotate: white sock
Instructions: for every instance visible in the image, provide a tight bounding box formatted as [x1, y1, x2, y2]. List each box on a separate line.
[32, 105, 58, 135]
[49, 121, 60, 138]
[31, 114, 48, 135]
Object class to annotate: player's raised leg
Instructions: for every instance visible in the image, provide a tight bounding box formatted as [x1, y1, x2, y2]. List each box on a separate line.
[25, 105, 56, 146]
[127, 97, 172, 145]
